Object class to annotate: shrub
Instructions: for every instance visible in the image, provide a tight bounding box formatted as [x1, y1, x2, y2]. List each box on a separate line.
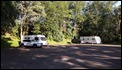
[53, 32, 63, 42]
[64, 29, 73, 39]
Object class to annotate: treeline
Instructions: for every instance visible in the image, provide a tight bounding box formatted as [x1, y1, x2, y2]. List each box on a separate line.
[1, 1, 121, 44]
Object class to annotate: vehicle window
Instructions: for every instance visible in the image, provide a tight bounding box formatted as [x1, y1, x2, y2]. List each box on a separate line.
[83, 38, 84, 40]
[28, 37, 30, 40]
[24, 37, 30, 40]
[92, 38, 95, 40]
[40, 37, 46, 41]
[24, 37, 27, 39]
[23, 40, 31, 42]
[35, 37, 39, 41]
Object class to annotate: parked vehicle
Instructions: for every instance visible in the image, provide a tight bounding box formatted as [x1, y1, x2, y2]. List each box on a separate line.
[80, 36, 101, 44]
[19, 35, 48, 47]
[71, 36, 81, 44]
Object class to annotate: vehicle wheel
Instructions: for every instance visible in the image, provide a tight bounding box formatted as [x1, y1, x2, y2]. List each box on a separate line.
[33, 44, 37, 48]
[20, 44, 24, 47]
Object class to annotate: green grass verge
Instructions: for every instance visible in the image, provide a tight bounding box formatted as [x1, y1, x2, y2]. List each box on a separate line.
[1, 35, 20, 48]
[48, 38, 72, 45]
[1, 35, 72, 48]
[110, 42, 121, 45]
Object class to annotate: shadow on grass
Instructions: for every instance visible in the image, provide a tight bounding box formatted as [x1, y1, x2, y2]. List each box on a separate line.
[1, 37, 12, 48]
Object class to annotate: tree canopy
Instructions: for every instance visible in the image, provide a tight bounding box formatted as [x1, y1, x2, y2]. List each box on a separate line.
[1, 1, 121, 44]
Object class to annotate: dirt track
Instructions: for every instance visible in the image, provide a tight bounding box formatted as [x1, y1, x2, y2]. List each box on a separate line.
[1, 44, 121, 69]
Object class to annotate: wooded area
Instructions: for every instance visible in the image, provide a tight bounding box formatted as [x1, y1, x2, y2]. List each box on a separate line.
[1, 1, 121, 44]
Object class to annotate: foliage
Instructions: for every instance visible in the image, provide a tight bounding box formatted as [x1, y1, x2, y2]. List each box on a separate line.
[64, 28, 73, 39]
[1, 1, 121, 44]
[1, 35, 19, 48]
[79, 1, 121, 44]
[48, 38, 71, 45]
[31, 21, 41, 34]
[16, 1, 46, 37]
[52, 31, 63, 42]
[1, 1, 18, 34]
[1, 36, 11, 48]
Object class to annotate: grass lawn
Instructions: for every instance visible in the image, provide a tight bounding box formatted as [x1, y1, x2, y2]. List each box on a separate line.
[1, 34, 120, 48]
[1, 34, 72, 48]
[48, 38, 72, 45]
[1, 35, 20, 48]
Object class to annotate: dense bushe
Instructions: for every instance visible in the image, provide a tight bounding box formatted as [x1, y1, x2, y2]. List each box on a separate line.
[1, 1, 121, 44]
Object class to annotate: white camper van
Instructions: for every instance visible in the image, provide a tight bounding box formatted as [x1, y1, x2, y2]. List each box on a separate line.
[19, 35, 48, 47]
[80, 36, 101, 44]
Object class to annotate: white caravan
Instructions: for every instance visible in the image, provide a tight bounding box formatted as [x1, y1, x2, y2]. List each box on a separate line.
[20, 35, 48, 47]
[80, 36, 101, 44]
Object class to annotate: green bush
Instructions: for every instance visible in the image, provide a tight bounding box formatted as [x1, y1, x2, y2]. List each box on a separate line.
[64, 29, 73, 39]
[53, 32, 63, 42]
[47, 33, 53, 40]
[1, 36, 11, 48]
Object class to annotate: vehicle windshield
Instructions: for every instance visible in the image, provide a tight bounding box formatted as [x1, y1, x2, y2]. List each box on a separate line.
[40, 37, 46, 41]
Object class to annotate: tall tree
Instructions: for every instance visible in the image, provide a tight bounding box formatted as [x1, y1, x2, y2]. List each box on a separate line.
[69, 1, 85, 37]
[16, 1, 46, 41]
[1, 1, 18, 35]
[79, 1, 121, 43]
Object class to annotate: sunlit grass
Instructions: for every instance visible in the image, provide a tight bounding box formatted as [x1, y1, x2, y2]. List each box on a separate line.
[48, 38, 71, 45]
[1, 35, 20, 48]
[8, 37, 20, 47]
[1, 33, 72, 48]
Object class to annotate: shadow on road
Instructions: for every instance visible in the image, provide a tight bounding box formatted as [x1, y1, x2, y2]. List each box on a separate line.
[1, 45, 121, 69]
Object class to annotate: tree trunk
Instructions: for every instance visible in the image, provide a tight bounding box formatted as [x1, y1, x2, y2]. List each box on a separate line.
[25, 18, 29, 35]
[20, 14, 26, 42]
[20, 13, 26, 41]
[59, 20, 62, 34]
[20, 20, 23, 42]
